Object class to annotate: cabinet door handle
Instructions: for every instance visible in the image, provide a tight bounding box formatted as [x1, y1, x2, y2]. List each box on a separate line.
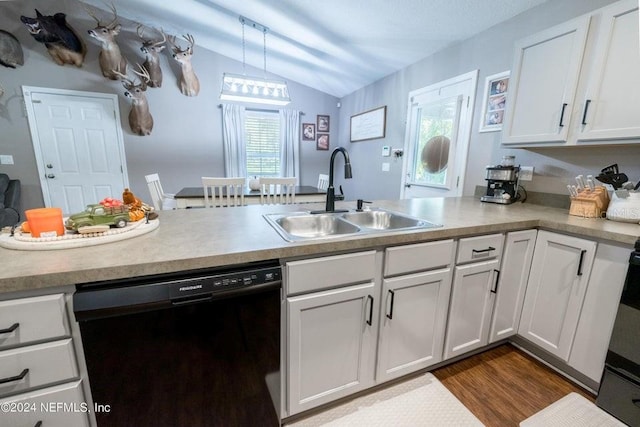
[491, 269, 500, 294]
[559, 103, 568, 127]
[0, 368, 29, 385]
[472, 247, 495, 255]
[386, 290, 395, 319]
[34, 422, 43, 427]
[581, 99, 591, 125]
[0, 322, 19, 334]
[632, 398, 640, 408]
[366, 295, 374, 326]
[577, 249, 587, 276]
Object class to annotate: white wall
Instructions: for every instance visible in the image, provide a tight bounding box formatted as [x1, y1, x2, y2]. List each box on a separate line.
[335, 0, 639, 200]
[0, 0, 339, 212]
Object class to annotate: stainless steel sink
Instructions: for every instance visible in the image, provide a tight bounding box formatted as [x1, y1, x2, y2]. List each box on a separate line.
[342, 210, 434, 230]
[264, 209, 441, 242]
[265, 213, 360, 241]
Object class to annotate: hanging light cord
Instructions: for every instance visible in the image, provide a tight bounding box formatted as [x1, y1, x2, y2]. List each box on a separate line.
[241, 20, 246, 75]
[263, 28, 267, 79]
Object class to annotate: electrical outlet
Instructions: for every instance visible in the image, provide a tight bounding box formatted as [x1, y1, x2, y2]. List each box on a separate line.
[520, 166, 534, 181]
[0, 155, 14, 165]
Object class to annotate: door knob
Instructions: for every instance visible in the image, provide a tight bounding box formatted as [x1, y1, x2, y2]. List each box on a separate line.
[46, 174, 55, 179]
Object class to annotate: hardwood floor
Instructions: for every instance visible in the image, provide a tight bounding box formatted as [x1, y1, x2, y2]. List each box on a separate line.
[432, 344, 595, 427]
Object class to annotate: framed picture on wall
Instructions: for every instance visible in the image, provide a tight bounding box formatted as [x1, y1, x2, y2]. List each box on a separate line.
[479, 71, 510, 133]
[302, 123, 316, 141]
[317, 134, 329, 150]
[317, 115, 330, 132]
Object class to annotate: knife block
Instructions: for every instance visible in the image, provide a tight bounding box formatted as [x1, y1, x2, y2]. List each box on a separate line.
[569, 187, 609, 218]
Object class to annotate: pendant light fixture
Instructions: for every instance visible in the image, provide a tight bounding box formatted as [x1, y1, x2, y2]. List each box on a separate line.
[220, 16, 291, 106]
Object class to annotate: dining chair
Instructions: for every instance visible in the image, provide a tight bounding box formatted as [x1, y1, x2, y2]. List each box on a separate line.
[259, 177, 296, 205]
[317, 174, 330, 191]
[145, 173, 177, 210]
[202, 177, 246, 207]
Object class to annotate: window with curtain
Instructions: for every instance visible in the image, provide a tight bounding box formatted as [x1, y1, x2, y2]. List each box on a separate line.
[245, 110, 281, 177]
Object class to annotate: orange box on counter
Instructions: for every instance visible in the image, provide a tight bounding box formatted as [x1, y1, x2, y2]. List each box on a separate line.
[25, 208, 65, 237]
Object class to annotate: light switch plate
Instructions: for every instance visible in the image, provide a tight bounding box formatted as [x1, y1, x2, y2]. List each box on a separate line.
[520, 166, 534, 181]
[0, 155, 14, 165]
[382, 162, 390, 172]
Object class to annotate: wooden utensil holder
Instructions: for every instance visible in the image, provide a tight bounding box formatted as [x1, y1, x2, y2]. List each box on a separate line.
[569, 187, 609, 218]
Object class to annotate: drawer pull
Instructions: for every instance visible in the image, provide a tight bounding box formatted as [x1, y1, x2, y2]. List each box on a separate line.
[559, 103, 568, 127]
[0, 368, 29, 385]
[491, 269, 501, 294]
[366, 295, 374, 326]
[581, 99, 591, 125]
[472, 247, 495, 255]
[34, 422, 43, 427]
[577, 249, 587, 276]
[0, 322, 19, 334]
[386, 290, 395, 320]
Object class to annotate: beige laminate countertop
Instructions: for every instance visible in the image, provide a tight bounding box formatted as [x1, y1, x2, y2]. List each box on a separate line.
[2, 197, 639, 295]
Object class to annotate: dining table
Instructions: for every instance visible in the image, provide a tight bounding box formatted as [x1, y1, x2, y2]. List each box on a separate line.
[174, 185, 327, 208]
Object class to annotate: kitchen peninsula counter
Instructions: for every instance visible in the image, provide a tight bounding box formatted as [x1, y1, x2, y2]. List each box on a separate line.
[2, 197, 638, 295]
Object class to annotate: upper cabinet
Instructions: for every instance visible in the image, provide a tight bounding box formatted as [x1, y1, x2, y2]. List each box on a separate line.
[502, 0, 640, 147]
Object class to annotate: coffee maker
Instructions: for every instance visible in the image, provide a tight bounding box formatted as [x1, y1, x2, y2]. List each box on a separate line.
[481, 165, 520, 204]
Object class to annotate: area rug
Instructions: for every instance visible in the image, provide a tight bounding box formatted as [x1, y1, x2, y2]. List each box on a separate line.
[286, 373, 484, 426]
[520, 392, 626, 427]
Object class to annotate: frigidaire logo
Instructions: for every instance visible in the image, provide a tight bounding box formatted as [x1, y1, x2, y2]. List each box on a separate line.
[179, 284, 203, 292]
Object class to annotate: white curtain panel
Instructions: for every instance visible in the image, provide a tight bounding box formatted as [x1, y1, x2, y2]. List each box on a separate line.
[279, 109, 300, 182]
[221, 104, 247, 178]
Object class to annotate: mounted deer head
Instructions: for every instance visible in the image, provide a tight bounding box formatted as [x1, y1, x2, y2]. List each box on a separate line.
[167, 33, 200, 97]
[136, 24, 165, 88]
[85, 3, 127, 80]
[113, 64, 153, 136]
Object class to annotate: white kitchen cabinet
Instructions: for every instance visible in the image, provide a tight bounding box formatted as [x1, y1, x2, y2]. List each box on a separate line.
[576, 0, 640, 142]
[568, 242, 629, 382]
[286, 281, 378, 415]
[489, 230, 537, 343]
[444, 258, 500, 359]
[501, 15, 591, 145]
[376, 268, 452, 382]
[518, 231, 596, 361]
[0, 381, 90, 427]
[503, 0, 640, 147]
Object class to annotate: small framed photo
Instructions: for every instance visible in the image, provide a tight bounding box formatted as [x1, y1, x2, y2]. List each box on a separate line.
[317, 115, 330, 132]
[479, 71, 510, 133]
[317, 133, 329, 150]
[302, 123, 315, 141]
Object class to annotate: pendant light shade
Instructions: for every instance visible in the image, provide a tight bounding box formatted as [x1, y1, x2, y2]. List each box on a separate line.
[220, 16, 291, 106]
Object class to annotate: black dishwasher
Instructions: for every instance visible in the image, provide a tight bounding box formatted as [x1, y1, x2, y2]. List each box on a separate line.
[596, 239, 640, 426]
[74, 260, 282, 427]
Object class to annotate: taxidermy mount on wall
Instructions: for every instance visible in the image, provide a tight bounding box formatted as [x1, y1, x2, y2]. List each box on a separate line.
[0, 29, 24, 68]
[20, 10, 86, 67]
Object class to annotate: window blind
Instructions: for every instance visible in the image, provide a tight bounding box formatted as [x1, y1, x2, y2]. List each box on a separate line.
[245, 111, 280, 177]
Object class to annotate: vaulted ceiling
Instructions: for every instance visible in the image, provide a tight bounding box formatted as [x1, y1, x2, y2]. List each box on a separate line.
[81, 0, 550, 97]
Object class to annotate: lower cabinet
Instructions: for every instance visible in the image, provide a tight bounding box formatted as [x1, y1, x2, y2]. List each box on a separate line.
[444, 259, 500, 359]
[286, 281, 378, 415]
[489, 230, 537, 343]
[376, 268, 452, 382]
[0, 381, 90, 427]
[518, 230, 597, 361]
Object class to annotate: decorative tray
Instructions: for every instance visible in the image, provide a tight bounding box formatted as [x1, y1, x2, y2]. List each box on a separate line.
[0, 219, 159, 251]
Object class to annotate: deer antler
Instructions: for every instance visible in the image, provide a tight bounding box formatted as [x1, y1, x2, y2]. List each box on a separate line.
[82, 3, 102, 24]
[131, 63, 150, 89]
[183, 34, 195, 53]
[106, 2, 119, 30]
[153, 28, 167, 47]
[111, 69, 134, 87]
[136, 23, 145, 39]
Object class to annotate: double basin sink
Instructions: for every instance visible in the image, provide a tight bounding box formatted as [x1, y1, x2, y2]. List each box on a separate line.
[263, 209, 441, 242]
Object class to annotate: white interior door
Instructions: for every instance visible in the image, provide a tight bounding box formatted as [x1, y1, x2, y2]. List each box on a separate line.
[401, 70, 478, 198]
[23, 86, 128, 215]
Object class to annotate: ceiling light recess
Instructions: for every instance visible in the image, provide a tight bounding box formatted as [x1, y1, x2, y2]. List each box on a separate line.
[220, 16, 291, 106]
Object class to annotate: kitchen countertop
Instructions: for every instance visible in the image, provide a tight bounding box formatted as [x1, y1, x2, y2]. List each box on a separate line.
[2, 197, 639, 295]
